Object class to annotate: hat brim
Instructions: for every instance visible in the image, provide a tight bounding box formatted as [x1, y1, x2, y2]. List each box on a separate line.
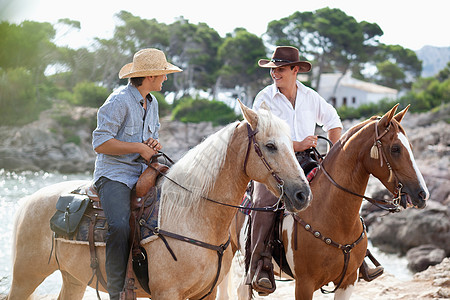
[118, 62, 183, 79]
[258, 59, 312, 73]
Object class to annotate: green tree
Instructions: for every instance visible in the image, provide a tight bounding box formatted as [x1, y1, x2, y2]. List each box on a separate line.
[217, 28, 267, 106]
[0, 21, 57, 124]
[370, 44, 422, 89]
[436, 62, 450, 82]
[0, 68, 50, 125]
[167, 17, 223, 95]
[375, 60, 406, 90]
[265, 8, 383, 94]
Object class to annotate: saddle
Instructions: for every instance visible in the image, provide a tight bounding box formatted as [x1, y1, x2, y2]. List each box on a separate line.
[49, 162, 169, 299]
[296, 150, 320, 181]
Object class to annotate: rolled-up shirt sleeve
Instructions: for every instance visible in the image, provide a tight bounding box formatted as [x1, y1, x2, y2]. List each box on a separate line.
[92, 98, 126, 150]
[317, 96, 342, 132]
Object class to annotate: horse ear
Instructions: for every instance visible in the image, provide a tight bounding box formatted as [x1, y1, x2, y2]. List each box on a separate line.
[238, 98, 258, 129]
[394, 104, 410, 123]
[378, 103, 399, 129]
[259, 101, 270, 111]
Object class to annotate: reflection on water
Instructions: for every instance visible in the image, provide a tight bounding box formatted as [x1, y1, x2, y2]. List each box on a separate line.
[0, 169, 92, 295]
[0, 169, 412, 296]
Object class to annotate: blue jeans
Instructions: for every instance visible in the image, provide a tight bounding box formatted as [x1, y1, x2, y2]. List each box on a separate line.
[95, 177, 131, 300]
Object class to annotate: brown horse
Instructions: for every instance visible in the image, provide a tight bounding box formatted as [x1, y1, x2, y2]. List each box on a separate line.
[224, 104, 429, 300]
[7, 101, 312, 300]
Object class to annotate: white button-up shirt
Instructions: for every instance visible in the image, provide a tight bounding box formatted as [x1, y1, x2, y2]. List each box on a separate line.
[253, 80, 342, 142]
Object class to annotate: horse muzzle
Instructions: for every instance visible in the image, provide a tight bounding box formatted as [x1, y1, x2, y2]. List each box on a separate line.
[282, 183, 312, 213]
[400, 187, 428, 209]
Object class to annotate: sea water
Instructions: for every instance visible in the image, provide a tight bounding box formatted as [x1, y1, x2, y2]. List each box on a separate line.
[0, 169, 92, 296]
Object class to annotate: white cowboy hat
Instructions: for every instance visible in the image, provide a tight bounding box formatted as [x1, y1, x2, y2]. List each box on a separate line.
[118, 48, 182, 79]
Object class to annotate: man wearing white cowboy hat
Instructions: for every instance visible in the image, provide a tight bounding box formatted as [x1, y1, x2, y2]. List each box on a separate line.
[246, 45, 343, 295]
[92, 48, 182, 300]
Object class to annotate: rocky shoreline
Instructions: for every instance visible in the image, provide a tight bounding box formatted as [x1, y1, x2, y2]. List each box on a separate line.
[0, 104, 449, 280]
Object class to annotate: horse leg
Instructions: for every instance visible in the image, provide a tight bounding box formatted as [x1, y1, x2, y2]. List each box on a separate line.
[334, 284, 356, 300]
[294, 280, 315, 300]
[334, 272, 358, 300]
[7, 254, 56, 300]
[7, 274, 46, 300]
[216, 269, 231, 300]
[57, 270, 87, 300]
[236, 280, 252, 300]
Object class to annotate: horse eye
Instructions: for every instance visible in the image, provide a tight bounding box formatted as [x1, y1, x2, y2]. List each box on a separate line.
[391, 145, 401, 153]
[266, 143, 277, 151]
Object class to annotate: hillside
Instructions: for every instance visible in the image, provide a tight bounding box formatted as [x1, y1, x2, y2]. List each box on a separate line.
[416, 45, 450, 77]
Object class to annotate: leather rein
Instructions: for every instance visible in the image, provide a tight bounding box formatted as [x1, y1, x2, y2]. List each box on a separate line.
[140, 122, 286, 299]
[293, 120, 403, 294]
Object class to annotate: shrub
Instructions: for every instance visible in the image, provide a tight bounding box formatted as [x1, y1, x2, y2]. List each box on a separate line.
[172, 97, 239, 126]
[337, 99, 398, 120]
[150, 92, 171, 116]
[72, 81, 110, 108]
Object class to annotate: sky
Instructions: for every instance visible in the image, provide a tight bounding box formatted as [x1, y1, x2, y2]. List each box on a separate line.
[1, 0, 449, 51]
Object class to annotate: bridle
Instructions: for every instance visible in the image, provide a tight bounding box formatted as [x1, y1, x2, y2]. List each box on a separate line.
[243, 123, 284, 187]
[319, 120, 403, 213]
[151, 122, 287, 212]
[243, 123, 285, 209]
[138, 121, 290, 299]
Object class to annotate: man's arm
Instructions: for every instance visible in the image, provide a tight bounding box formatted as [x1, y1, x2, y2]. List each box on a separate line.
[95, 139, 157, 162]
[293, 127, 341, 152]
[327, 127, 342, 145]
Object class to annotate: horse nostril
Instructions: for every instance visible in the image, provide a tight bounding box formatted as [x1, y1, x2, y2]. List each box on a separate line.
[295, 191, 305, 202]
[296, 189, 311, 202]
[418, 190, 427, 200]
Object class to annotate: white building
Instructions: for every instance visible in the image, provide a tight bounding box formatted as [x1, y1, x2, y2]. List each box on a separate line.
[315, 73, 398, 108]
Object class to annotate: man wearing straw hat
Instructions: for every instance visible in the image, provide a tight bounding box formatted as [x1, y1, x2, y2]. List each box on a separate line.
[92, 48, 182, 299]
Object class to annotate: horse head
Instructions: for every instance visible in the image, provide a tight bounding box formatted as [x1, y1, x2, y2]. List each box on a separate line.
[238, 100, 312, 213]
[362, 104, 429, 209]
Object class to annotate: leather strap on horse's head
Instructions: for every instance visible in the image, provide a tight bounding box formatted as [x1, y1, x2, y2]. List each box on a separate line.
[243, 123, 284, 187]
[370, 120, 396, 182]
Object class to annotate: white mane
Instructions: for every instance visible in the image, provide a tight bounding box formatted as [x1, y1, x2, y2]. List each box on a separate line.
[160, 121, 239, 221]
[159, 107, 290, 223]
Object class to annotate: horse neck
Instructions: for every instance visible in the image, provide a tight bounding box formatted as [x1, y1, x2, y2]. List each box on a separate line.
[159, 123, 249, 244]
[308, 141, 371, 230]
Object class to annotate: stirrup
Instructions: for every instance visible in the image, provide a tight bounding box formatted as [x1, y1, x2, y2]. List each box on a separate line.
[251, 259, 276, 295]
[359, 249, 384, 282]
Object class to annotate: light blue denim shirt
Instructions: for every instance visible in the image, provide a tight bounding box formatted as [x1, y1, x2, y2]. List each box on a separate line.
[92, 83, 160, 189]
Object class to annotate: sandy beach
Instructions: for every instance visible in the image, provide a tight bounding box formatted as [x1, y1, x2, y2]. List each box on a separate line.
[19, 257, 449, 300]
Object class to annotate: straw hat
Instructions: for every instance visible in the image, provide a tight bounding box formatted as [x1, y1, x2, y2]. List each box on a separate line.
[118, 48, 182, 79]
[258, 46, 311, 73]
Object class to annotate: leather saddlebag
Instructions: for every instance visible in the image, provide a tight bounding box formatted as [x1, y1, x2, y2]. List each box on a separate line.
[50, 194, 90, 238]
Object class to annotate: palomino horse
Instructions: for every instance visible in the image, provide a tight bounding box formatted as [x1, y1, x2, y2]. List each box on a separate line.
[224, 104, 429, 300]
[7, 101, 311, 300]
